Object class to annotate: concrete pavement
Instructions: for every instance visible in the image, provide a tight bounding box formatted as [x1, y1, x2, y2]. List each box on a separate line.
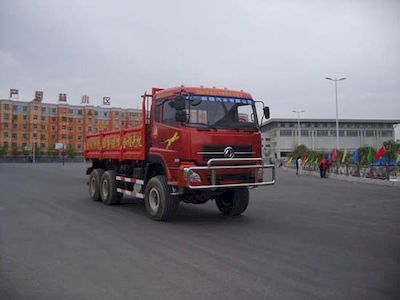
[0, 163, 399, 300]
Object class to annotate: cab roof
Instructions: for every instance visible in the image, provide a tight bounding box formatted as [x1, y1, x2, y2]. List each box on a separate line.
[153, 86, 253, 100]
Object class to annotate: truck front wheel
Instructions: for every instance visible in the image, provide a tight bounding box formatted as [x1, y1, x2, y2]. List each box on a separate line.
[89, 169, 104, 201]
[216, 188, 249, 216]
[144, 175, 179, 221]
[100, 170, 123, 205]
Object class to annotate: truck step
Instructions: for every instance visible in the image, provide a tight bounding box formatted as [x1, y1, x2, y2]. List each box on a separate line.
[116, 188, 144, 199]
[116, 176, 144, 199]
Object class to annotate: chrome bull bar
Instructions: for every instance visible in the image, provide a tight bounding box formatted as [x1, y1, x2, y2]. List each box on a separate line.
[183, 158, 275, 189]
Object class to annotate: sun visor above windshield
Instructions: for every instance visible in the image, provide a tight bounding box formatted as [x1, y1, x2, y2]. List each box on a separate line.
[186, 95, 254, 105]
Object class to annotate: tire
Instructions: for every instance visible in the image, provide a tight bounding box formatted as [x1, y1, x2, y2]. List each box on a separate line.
[89, 169, 104, 201]
[216, 188, 249, 216]
[144, 175, 179, 221]
[99, 170, 123, 205]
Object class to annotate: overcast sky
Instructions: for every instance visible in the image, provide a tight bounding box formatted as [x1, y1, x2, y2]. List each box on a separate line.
[1, 0, 399, 126]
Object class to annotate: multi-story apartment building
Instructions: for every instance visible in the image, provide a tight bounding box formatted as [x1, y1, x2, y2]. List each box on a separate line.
[261, 118, 400, 158]
[0, 98, 142, 156]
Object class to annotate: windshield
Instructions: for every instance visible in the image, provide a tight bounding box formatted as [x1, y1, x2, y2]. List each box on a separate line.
[184, 95, 258, 130]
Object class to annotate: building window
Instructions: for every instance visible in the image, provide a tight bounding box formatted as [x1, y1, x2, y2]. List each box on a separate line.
[300, 130, 309, 136]
[33, 115, 38, 120]
[52, 108, 56, 113]
[42, 107, 46, 112]
[77, 144, 82, 150]
[23, 124, 27, 129]
[280, 130, 292, 136]
[69, 135, 74, 140]
[61, 134, 66, 139]
[4, 123, 8, 128]
[62, 117, 67, 122]
[40, 143, 45, 148]
[23, 106, 28, 112]
[78, 110, 82, 115]
[78, 127, 82, 131]
[40, 134, 46, 140]
[62, 125, 66, 130]
[365, 130, 374, 137]
[69, 127, 73, 131]
[330, 130, 345, 136]
[51, 125, 56, 131]
[69, 118, 73, 122]
[41, 116, 46, 121]
[51, 117, 56, 122]
[78, 136, 82, 141]
[12, 133, 17, 138]
[13, 114, 18, 120]
[51, 135, 56, 140]
[23, 134, 29, 139]
[316, 130, 328, 136]
[346, 130, 358, 137]
[23, 115, 27, 120]
[381, 130, 392, 137]
[33, 124, 38, 130]
[34, 106, 38, 110]
[41, 125, 46, 130]
[13, 124, 17, 129]
[33, 133, 37, 138]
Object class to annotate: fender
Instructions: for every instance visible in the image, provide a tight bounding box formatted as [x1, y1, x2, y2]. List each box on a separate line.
[146, 154, 174, 183]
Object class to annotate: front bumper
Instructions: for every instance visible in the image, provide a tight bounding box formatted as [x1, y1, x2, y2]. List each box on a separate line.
[183, 158, 275, 189]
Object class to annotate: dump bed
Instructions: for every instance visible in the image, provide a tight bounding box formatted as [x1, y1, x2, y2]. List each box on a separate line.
[84, 125, 146, 161]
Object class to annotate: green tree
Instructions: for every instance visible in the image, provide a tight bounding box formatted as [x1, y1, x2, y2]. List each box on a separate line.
[0, 145, 8, 157]
[382, 140, 400, 180]
[67, 146, 75, 158]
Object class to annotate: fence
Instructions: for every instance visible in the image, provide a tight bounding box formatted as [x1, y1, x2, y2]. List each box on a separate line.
[285, 161, 400, 181]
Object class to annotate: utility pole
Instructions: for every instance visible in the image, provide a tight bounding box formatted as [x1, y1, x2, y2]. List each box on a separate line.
[326, 77, 346, 149]
[292, 110, 305, 146]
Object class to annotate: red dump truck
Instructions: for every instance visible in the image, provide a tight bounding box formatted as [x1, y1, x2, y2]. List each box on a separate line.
[84, 87, 275, 220]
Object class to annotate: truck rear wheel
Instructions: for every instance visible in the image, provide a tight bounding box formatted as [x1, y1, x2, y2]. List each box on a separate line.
[100, 170, 123, 205]
[216, 188, 249, 216]
[89, 169, 104, 201]
[144, 175, 179, 221]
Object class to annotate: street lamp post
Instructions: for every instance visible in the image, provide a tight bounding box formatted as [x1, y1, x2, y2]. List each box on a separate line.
[326, 77, 346, 150]
[292, 110, 305, 146]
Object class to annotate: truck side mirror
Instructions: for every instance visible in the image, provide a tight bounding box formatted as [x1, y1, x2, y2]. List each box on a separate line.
[263, 107, 270, 119]
[175, 110, 187, 122]
[174, 96, 186, 111]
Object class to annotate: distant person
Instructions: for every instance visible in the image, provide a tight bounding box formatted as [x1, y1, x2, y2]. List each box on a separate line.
[296, 156, 302, 175]
[320, 158, 330, 178]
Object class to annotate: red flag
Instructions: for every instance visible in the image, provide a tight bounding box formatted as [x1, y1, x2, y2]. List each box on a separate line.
[332, 150, 337, 162]
[375, 146, 385, 160]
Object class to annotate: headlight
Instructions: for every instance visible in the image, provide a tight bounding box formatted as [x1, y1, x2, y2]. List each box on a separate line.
[256, 167, 263, 182]
[189, 170, 201, 183]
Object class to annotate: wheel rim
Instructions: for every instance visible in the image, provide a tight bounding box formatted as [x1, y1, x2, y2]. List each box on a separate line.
[102, 179, 109, 199]
[217, 198, 234, 215]
[149, 187, 160, 212]
[90, 177, 96, 197]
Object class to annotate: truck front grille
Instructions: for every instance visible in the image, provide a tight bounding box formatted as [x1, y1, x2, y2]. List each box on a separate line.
[199, 145, 253, 161]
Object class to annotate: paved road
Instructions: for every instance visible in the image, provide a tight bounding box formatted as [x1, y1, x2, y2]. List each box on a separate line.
[0, 163, 399, 300]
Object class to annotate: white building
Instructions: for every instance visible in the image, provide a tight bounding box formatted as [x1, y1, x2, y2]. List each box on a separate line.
[261, 118, 400, 159]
